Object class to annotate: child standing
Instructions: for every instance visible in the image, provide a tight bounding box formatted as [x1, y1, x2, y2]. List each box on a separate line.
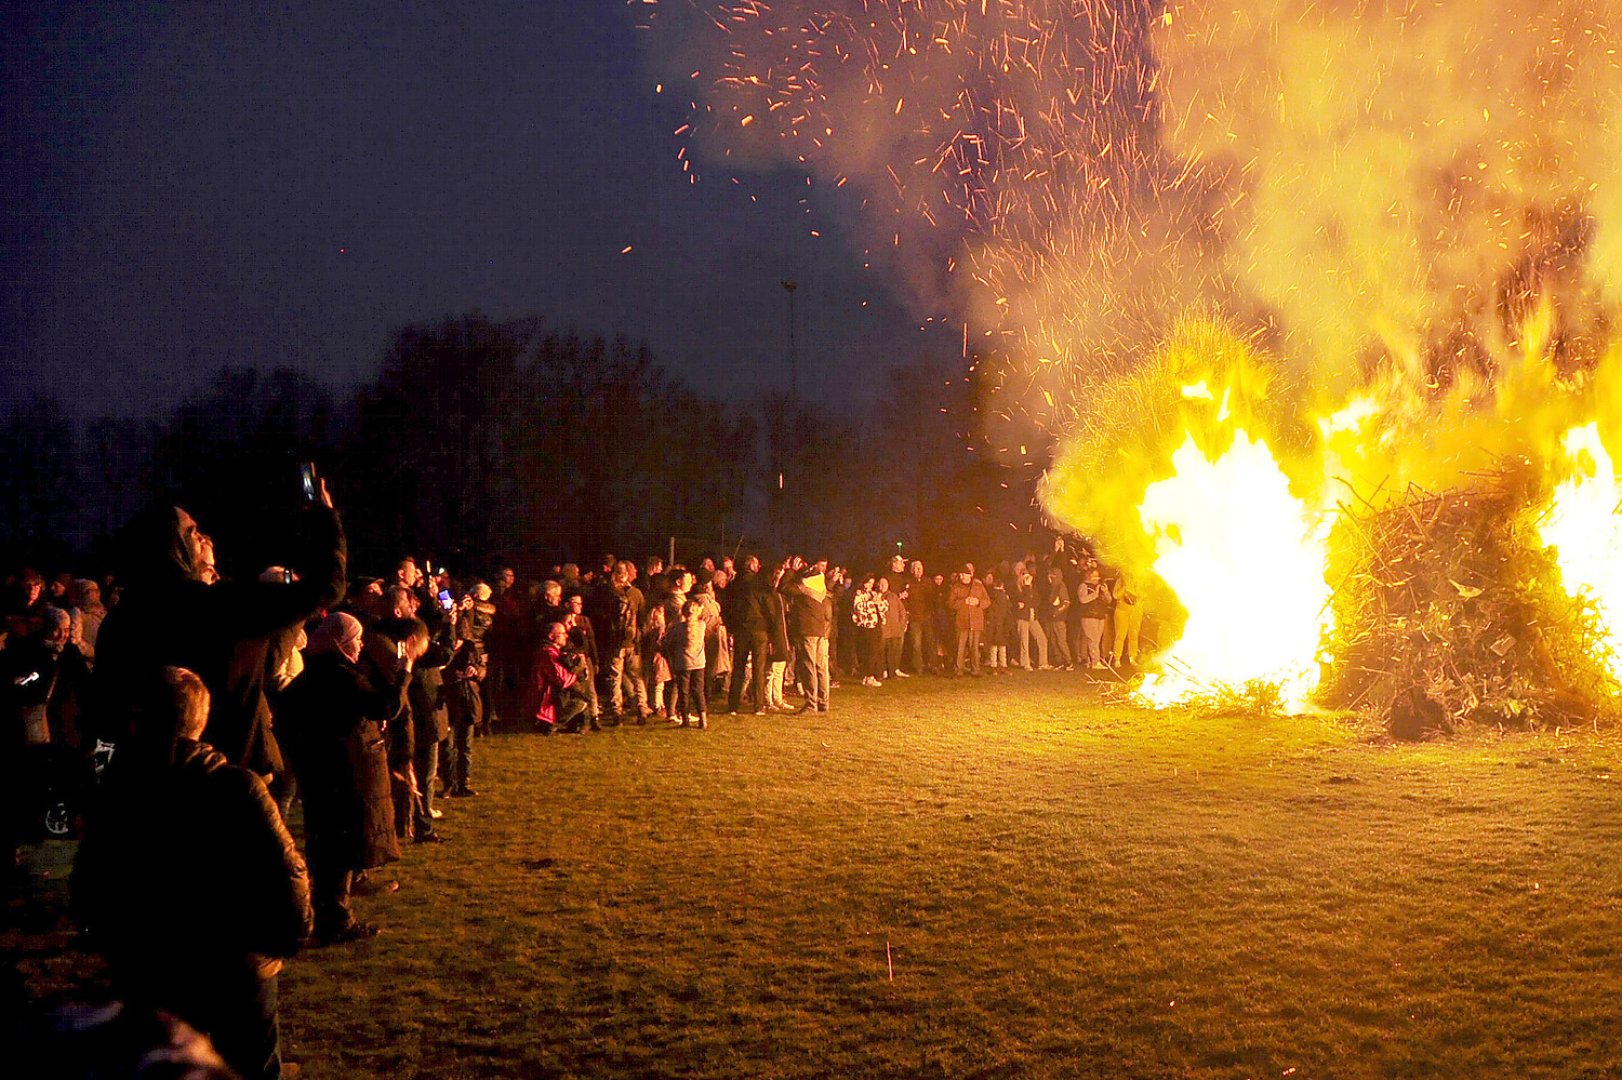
[642, 603, 673, 718]
[664, 599, 708, 728]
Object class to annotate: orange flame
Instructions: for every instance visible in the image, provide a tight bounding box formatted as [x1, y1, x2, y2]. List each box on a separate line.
[1538, 423, 1622, 685]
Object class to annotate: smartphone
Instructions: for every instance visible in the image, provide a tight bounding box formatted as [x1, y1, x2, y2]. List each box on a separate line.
[298, 461, 318, 502]
[438, 589, 454, 611]
[395, 640, 406, 660]
[282, 569, 295, 585]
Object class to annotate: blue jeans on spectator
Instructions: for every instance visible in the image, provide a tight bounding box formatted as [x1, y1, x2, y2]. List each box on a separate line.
[796, 635, 830, 710]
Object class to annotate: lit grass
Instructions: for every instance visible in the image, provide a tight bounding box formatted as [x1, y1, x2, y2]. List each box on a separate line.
[13, 673, 1622, 1077]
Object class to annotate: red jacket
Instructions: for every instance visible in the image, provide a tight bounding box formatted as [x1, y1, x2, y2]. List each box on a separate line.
[531, 643, 578, 727]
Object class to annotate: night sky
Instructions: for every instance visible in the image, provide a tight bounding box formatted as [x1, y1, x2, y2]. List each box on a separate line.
[3, 2, 936, 419]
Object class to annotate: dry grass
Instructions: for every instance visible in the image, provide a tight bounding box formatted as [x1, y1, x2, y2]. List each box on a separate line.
[9, 672, 1622, 1077]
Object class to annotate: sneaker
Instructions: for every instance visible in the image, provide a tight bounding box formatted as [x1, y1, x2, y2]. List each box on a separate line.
[429, 808, 444, 819]
[697, 715, 709, 730]
[449, 787, 478, 798]
[671, 715, 686, 726]
[894, 670, 912, 678]
[753, 709, 767, 716]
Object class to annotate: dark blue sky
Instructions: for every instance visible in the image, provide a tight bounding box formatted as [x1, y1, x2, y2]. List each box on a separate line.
[2, 2, 937, 418]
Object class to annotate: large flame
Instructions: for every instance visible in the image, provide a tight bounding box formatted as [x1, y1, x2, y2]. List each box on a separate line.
[1539, 423, 1622, 684]
[1136, 430, 1331, 712]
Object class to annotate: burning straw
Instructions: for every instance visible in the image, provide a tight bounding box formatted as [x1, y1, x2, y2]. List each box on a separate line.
[1321, 472, 1622, 739]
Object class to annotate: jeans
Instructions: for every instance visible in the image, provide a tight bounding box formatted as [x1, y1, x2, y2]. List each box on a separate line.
[1043, 618, 1073, 667]
[1017, 617, 1048, 669]
[412, 738, 441, 835]
[449, 723, 473, 792]
[1081, 617, 1108, 665]
[796, 635, 830, 709]
[904, 620, 931, 674]
[882, 635, 904, 677]
[955, 628, 983, 674]
[603, 645, 647, 714]
[557, 694, 591, 732]
[767, 660, 787, 707]
[674, 668, 707, 718]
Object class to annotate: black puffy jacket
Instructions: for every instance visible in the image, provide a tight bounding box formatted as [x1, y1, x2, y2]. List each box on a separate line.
[72, 737, 312, 970]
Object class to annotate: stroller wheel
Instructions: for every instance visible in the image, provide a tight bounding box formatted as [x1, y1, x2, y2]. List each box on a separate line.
[43, 802, 72, 838]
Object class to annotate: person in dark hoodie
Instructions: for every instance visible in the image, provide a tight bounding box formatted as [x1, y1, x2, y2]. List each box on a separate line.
[405, 614, 452, 842]
[724, 555, 772, 715]
[274, 612, 402, 945]
[72, 666, 311, 1080]
[92, 476, 346, 795]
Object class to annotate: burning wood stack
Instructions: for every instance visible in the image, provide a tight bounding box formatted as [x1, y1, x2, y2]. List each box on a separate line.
[1321, 475, 1622, 739]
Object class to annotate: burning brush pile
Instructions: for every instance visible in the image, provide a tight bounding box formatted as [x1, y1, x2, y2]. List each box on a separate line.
[1323, 475, 1621, 738]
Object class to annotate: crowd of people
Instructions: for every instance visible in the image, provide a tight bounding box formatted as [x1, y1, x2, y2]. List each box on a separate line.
[1, 478, 1150, 1079]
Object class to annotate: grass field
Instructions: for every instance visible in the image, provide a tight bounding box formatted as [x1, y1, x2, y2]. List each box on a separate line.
[10, 672, 1622, 1078]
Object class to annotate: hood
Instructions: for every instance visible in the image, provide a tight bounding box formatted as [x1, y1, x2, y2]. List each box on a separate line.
[116, 506, 200, 588]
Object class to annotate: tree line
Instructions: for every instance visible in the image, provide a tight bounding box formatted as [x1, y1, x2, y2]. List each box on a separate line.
[3, 314, 1042, 580]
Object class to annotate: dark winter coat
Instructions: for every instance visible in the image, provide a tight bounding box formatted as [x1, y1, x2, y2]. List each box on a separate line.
[276, 651, 402, 871]
[723, 572, 771, 637]
[72, 737, 312, 971]
[445, 639, 485, 730]
[409, 639, 452, 745]
[984, 582, 1013, 643]
[592, 582, 644, 653]
[763, 585, 792, 662]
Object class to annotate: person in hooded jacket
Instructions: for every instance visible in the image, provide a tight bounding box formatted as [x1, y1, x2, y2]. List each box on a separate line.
[724, 556, 773, 714]
[274, 612, 402, 944]
[72, 666, 311, 1080]
[367, 616, 426, 842]
[406, 612, 455, 841]
[443, 635, 485, 796]
[92, 481, 346, 794]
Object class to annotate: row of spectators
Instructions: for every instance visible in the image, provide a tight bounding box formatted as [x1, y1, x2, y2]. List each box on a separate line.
[2, 485, 1150, 1078]
[462, 539, 1150, 735]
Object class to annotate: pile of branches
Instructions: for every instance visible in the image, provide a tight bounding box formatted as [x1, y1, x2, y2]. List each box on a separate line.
[1320, 474, 1620, 738]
